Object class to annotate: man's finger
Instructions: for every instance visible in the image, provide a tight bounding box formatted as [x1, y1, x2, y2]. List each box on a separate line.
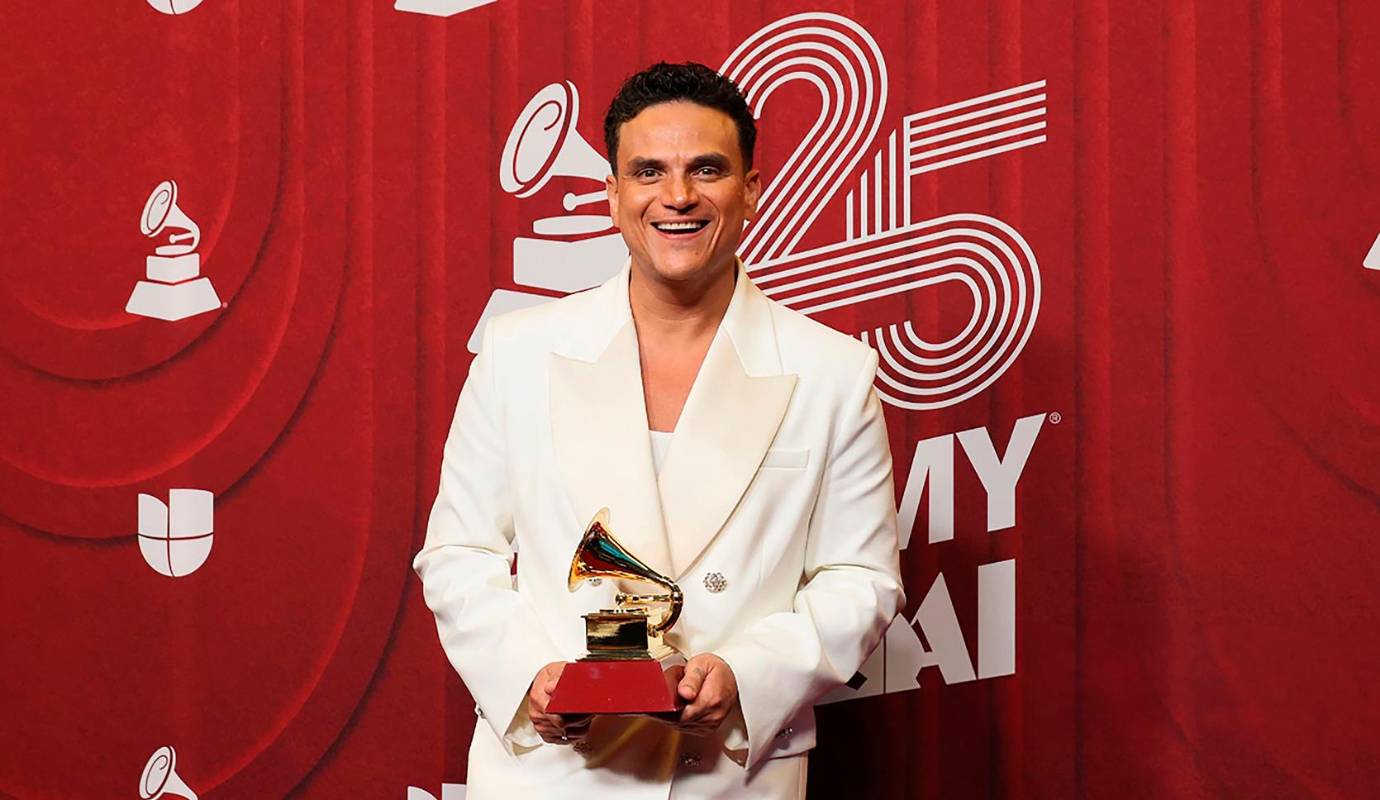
[535, 711, 563, 733]
[540, 712, 592, 745]
[683, 665, 725, 711]
[680, 688, 718, 725]
[679, 718, 721, 737]
[678, 664, 708, 701]
[679, 686, 730, 729]
[562, 727, 590, 741]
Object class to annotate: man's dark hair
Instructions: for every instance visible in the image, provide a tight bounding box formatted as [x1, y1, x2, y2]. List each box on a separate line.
[603, 61, 757, 172]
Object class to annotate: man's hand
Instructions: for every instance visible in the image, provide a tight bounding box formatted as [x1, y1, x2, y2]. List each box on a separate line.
[675, 653, 738, 736]
[527, 661, 591, 744]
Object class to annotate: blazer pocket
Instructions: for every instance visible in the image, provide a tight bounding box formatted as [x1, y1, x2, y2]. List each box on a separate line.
[761, 448, 809, 469]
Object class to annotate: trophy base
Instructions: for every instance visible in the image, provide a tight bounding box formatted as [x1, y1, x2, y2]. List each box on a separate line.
[546, 658, 681, 715]
[126, 277, 221, 321]
[394, 0, 498, 18]
[146, 252, 201, 283]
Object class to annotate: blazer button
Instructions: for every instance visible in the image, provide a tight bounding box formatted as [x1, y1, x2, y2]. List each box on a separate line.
[475, 703, 485, 719]
[703, 572, 727, 593]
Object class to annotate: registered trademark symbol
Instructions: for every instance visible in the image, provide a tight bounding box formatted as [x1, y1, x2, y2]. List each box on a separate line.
[1048, 412, 1062, 424]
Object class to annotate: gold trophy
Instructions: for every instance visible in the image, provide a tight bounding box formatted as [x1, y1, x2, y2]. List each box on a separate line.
[545, 509, 685, 715]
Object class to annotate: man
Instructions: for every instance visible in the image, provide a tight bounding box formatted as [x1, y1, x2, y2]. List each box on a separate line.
[413, 62, 904, 799]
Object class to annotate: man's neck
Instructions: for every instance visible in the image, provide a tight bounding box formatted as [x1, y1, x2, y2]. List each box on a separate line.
[628, 259, 737, 344]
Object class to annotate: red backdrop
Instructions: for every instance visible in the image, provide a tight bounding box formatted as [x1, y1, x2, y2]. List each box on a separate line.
[2, 1, 1378, 798]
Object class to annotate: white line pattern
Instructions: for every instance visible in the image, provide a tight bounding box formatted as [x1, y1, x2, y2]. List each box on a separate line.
[752, 214, 1039, 410]
[718, 15, 1048, 410]
[722, 14, 888, 264]
[848, 81, 1048, 240]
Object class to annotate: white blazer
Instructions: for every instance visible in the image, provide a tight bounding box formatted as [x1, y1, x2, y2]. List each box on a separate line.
[413, 263, 905, 800]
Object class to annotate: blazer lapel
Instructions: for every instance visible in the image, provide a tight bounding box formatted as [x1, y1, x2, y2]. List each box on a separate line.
[657, 270, 797, 578]
[548, 272, 675, 579]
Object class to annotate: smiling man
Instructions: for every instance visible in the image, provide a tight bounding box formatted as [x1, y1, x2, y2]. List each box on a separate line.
[414, 62, 905, 799]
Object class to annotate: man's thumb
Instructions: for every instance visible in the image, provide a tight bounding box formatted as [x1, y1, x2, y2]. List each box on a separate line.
[543, 664, 565, 693]
[678, 665, 704, 699]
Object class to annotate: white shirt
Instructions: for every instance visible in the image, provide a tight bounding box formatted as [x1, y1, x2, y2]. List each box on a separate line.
[649, 430, 673, 475]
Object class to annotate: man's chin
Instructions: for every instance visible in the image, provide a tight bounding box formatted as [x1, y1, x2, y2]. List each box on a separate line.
[640, 254, 736, 282]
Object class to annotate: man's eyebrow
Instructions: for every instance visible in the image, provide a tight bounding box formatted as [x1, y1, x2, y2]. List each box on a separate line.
[689, 153, 732, 170]
[623, 153, 734, 173]
[625, 156, 666, 173]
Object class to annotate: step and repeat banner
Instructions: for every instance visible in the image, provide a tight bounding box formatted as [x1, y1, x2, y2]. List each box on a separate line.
[2, 1, 1378, 797]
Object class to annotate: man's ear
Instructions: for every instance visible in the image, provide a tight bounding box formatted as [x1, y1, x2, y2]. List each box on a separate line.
[606, 172, 620, 229]
[743, 167, 762, 221]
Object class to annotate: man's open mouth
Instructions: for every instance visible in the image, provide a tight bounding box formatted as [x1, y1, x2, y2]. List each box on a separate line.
[651, 220, 710, 235]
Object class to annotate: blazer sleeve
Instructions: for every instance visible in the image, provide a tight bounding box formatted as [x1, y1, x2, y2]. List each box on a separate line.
[412, 319, 564, 754]
[714, 349, 906, 770]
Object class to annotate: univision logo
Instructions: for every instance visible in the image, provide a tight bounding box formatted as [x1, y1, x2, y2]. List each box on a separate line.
[145, 0, 205, 15]
[137, 490, 215, 578]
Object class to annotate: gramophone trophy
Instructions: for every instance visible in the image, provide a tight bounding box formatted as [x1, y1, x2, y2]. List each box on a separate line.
[126, 179, 221, 322]
[545, 508, 685, 715]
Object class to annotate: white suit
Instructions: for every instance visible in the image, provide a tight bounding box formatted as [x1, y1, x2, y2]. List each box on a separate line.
[413, 263, 904, 799]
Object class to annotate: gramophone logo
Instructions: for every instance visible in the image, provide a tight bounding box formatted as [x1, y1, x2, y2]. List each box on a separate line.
[475, 12, 1046, 411]
[468, 81, 627, 352]
[127, 180, 222, 322]
[139, 745, 198, 800]
[394, 0, 495, 16]
[407, 783, 467, 800]
[137, 489, 215, 578]
[1365, 232, 1380, 270]
[145, 0, 206, 15]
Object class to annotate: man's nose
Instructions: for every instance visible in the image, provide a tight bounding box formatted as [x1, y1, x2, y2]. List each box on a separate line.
[660, 171, 698, 209]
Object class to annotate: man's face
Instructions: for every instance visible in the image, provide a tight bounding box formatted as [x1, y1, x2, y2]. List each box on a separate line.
[606, 101, 760, 287]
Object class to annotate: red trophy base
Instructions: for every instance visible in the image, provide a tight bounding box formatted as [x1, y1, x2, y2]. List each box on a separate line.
[546, 659, 681, 715]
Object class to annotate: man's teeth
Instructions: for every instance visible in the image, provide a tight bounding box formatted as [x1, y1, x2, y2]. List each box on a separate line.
[653, 221, 708, 231]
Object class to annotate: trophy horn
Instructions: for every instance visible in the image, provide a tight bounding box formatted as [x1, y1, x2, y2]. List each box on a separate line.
[569, 509, 683, 633]
[499, 81, 610, 199]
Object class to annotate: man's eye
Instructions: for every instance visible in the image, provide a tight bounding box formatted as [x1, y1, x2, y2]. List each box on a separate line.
[695, 167, 721, 177]
[635, 169, 660, 179]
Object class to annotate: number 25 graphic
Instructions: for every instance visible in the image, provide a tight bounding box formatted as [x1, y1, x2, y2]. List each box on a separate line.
[487, 12, 1045, 412]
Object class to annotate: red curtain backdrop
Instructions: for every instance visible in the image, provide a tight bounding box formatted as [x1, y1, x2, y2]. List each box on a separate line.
[1, 1, 1377, 797]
